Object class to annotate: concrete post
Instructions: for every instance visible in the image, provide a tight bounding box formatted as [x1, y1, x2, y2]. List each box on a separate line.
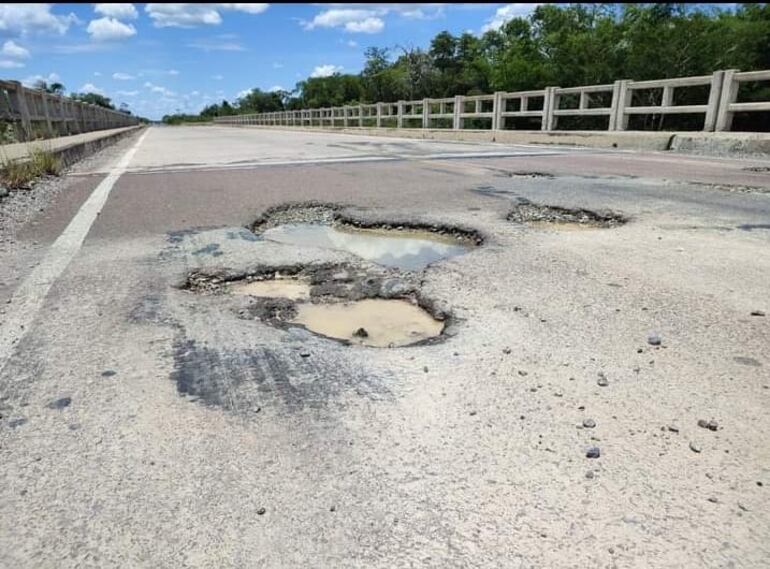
[358, 104, 363, 127]
[422, 98, 430, 128]
[453, 95, 463, 130]
[40, 92, 54, 137]
[492, 91, 504, 130]
[712, 70, 737, 132]
[540, 88, 552, 131]
[376, 102, 382, 127]
[9, 81, 32, 141]
[549, 88, 561, 130]
[397, 100, 404, 128]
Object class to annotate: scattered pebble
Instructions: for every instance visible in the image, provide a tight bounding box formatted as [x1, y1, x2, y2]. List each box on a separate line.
[697, 419, 718, 431]
[750, 310, 765, 317]
[423, 366, 429, 373]
[518, 370, 528, 376]
[353, 327, 368, 338]
[46, 397, 71, 410]
[299, 351, 310, 358]
[667, 426, 679, 433]
[648, 333, 662, 346]
[101, 370, 116, 377]
[689, 441, 702, 453]
[257, 508, 266, 515]
[707, 497, 718, 504]
[502, 347, 511, 354]
[585, 470, 595, 479]
[586, 447, 601, 459]
[597, 373, 609, 387]
[583, 418, 596, 428]
[469, 410, 477, 416]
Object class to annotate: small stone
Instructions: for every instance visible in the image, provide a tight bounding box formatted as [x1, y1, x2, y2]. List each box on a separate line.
[697, 419, 708, 429]
[586, 447, 601, 459]
[707, 497, 718, 503]
[423, 366, 428, 373]
[518, 370, 528, 376]
[583, 418, 596, 428]
[502, 347, 511, 354]
[667, 426, 679, 433]
[597, 375, 609, 387]
[353, 327, 368, 338]
[585, 470, 595, 479]
[647, 333, 662, 346]
[257, 508, 266, 515]
[101, 370, 116, 377]
[707, 420, 718, 431]
[330, 505, 336, 512]
[299, 351, 310, 358]
[47, 397, 71, 410]
[689, 441, 702, 453]
[750, 310, 765, 317]
[637, 348, 643, 353]
[469, 410, 477, 416]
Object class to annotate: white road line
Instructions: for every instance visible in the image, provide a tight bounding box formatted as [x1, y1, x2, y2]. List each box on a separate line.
[0, 129, 149, 373]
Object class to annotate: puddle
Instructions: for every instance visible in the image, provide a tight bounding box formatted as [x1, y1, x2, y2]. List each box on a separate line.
[262, 223, 472, 270]
[230, 278, 311, 300]
[291, 299, 443, 347]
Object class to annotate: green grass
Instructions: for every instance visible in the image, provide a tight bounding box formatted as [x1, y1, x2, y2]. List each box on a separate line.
[0, 145, 61, 189]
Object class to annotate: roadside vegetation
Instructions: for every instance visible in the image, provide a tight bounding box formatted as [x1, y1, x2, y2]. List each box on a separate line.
[162, 3, 770, 131]
[0, 146, 61, 190]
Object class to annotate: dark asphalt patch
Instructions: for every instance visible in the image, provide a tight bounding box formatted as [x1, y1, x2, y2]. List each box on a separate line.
[507, 201, 627, 228]
[170, 337, 390, 411]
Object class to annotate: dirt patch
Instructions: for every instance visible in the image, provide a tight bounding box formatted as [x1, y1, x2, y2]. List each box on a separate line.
[507, 201, 627, 228]
[742, 166, 770, 173]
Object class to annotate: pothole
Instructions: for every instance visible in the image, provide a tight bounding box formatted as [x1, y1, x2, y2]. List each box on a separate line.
[251, 202, 481, 271]
[292, 299, 443, 347]
[507, 202, 626, 229]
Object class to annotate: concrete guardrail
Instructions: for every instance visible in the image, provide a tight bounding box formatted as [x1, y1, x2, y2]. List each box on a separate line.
[0, 79, 140, 142]
[214, 68, 770, 133]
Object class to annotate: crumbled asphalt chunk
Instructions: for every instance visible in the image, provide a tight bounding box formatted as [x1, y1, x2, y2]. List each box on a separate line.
[648, 333, 662, 346]
[507, 202, 626, 227]
[47, 397, 72, 410]
[257, 508, 266, 515]
[353, 327, 369, 338]
[583, 418, 596, 428]
[750, 310, 765, 317]
[586, 447, 601, 459]
[667, 426, 680, 433]
[689, 441, 702, 453]
[299, 351, 311, 358]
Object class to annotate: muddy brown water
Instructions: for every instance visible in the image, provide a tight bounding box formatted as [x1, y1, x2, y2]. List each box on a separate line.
[230, 279, 311, 300]
[291, 299, 444, 347]
[262, 223, 471, 271]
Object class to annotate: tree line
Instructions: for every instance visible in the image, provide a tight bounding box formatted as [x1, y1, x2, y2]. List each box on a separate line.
[162, 3, 770, 130]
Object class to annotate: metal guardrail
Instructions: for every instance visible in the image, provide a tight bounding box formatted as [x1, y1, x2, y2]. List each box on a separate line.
[0, 80, 140, 141]
[215, 69, 770, 133]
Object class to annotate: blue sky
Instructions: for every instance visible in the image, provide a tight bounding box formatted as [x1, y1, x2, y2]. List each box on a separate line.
[0, 3, 735, 120]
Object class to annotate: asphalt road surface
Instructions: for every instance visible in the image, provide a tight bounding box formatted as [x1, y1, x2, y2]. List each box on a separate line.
[1, 126, 769, 568]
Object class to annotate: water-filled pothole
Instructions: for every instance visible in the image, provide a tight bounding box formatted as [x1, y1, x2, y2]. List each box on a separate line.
[230, 278, 311, 300]
[262, 223, 472, 271]
[508, 202, 626, 228]
[291, 299, 443, 347]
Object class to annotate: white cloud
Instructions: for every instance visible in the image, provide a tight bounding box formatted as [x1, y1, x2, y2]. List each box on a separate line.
[1, 40, 30, 59]
[112, 72, 135, 80]
[188, 38, 245, 51]
[310, 64, 343, 78]
[268, 85, 284, 92]
[236, 88, 252, 99]
[79, 82, 105, 95]
[116, 89, 139, 96]
[94, 3, 138, 20]
[167, 69, 180, 75]
[94, 71, 102, 76]
[272, 62, 284, 69]
[211, 74, 223, 80]
[22, 72, 60, 87]
[144, 81, 175, 96]
[0, 60, 24, 69]
[303, 9, 384, 33]
[87, 17, 137, 41]
[481, 3, 541, 33]
[145, 3, 268, 28]
[346, 39, 358, 47]
[0, 4, 77, 36]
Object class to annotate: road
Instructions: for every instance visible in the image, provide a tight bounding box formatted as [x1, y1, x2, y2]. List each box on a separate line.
[1, 125, 769, 568]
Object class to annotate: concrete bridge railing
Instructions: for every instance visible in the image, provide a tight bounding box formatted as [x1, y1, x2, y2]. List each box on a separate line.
[214, 69, 770, 133]
[0, 80, 140, 142]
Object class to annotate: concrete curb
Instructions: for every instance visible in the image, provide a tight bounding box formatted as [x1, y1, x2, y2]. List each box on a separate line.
[49, 125, 146, 168]
[219, 124, 770, 157]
